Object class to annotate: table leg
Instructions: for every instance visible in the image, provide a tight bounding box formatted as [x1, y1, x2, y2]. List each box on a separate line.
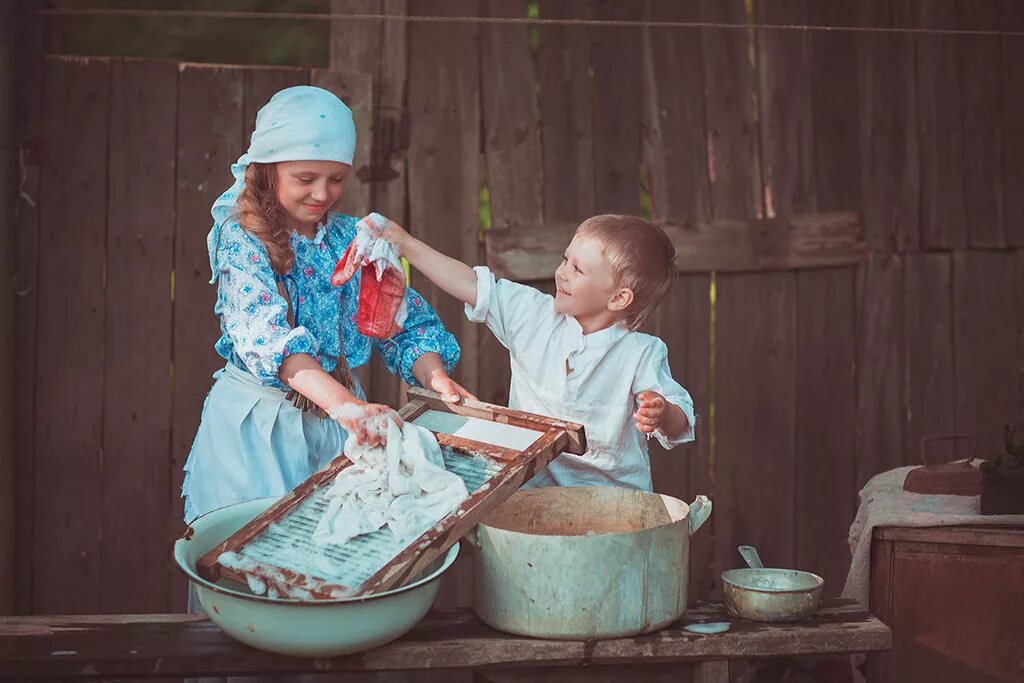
[692, 660, 730, 683]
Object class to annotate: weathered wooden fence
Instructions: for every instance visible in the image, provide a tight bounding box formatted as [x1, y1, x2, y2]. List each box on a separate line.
[10, 0, 1024, 619]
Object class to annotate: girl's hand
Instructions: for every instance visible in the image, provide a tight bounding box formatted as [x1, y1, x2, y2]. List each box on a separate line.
[329, 401, 403, 447]
[634, 391, 666, 434]
[428, 368, 478, 404]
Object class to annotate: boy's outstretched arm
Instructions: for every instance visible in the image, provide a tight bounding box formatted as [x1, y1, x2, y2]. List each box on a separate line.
[379, 219, 478, 308]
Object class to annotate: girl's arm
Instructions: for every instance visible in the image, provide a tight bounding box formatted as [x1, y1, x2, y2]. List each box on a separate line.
[411, 351, 477, 402]
[382, 221, 478, 307]
[280, 353, 399, 447]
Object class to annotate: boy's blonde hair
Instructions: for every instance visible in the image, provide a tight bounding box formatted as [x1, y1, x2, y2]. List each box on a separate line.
[575, 214, 676, 331]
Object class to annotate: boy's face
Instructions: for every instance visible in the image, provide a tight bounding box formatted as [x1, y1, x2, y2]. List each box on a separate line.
[275, 160, 350, 231]
[553, 235, 629, 320]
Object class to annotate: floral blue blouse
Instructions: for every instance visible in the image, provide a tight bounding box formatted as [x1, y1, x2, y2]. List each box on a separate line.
[211, 212, 460, 391]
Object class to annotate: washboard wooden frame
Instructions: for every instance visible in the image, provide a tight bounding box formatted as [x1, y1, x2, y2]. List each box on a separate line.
[194, 388, 586, 599]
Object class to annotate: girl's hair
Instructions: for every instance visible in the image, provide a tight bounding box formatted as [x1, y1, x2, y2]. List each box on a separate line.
[234, 162, 294, 276]
[575, 214, 677, 331]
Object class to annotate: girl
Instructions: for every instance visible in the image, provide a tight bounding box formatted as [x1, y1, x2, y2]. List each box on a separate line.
[182, 86, 472, 526]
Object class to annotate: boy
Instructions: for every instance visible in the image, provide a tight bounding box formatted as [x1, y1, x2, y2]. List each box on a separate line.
[381, 214, 695, 491]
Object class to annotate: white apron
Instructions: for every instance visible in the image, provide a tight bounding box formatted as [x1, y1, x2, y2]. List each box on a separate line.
[181, 363, 359, 523]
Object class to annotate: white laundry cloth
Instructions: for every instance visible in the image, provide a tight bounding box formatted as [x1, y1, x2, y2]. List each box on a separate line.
[313, 418, 469, 547]
[842, 460, 1024, 608]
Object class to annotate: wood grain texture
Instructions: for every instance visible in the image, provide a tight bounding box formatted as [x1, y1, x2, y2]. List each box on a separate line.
[855, 253, 906, 485]
[34, 57, 109, 614]
[101, 58, 177, 613]
[960, 0, 1004, 248]
[857, 0, 919, 251]
[478, 0, 542, 408]
[486, 213, 865, 280]
[714, 270, 797, 575]
[700, 0, 761, 220]
[903, 253, 955, 464]
[11, 0, 44, 616]
[406, 0, 481, 402]
[0, 599, 890, 678]
[172, 64, 245, 608]
[916, 0, 967, 249]
[538, 0, 593, 223]
[953, 251, 1022, 460]
[1001, 0, 1024, 247]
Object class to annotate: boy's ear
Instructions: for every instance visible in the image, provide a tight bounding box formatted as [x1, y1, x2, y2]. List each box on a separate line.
[608, 287, 634, 313]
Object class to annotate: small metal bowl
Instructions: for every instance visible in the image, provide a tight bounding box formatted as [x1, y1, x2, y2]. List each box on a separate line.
[720, 545, 824, 622]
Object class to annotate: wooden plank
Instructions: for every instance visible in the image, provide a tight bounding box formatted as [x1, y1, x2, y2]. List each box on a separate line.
[793, 268, 856, 598]
[714, 271, 797, 575]
[0, 0, 15, 616]
[641, 0, 712, 602]
[485, 212, 865, 280]
[172, 63, 245, 607]
[855, 253, 905, 485]
[642, 0, 709, 224]
[856, 0, 919, 251]
[478, 0, 542, 408]
[903, 253, 955, 463]
[329, 0, 408, 221]
[801, 0, 860, 600]
[12, 0, 44, 616]
[100, 58, 176, 614]
[960, 0, 1004, 248]
[1001, 1, 1024, 247]
[881, 532, 1024, 682]
[755, 0, 815, 218]
[700, 0, 761, 220]
[591, 0, 641, 214]
[311, 69, 374, 220]
[876, 526, 1024, 547]
[916, 0, 967, 250]
[538, 0, 594, 223]
[33, 56, 109, 614]
[953, 251, 1022, 460]
[866, 537, 894, 681]
[809, 0, 860, 213]
[477, 664, 694, 683]
[0, 600, 891, 678]
[407, 0, 481, 399]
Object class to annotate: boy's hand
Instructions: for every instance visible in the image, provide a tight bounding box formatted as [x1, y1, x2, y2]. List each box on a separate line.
[371, 216, 411, 252]
[634, 391, 667, 434]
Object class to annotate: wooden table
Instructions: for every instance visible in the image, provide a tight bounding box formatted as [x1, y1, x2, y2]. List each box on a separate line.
[0, 599, 890, 681]
[869, 525, 1024, 683]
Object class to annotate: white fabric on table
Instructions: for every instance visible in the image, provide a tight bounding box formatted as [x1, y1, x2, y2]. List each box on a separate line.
[842, 460, 1024, 607]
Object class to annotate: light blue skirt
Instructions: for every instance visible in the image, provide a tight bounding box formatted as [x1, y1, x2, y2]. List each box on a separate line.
[181, 363, 358, 523]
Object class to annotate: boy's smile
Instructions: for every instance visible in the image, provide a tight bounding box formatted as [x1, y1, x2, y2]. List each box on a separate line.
[553, 235, 633, 333]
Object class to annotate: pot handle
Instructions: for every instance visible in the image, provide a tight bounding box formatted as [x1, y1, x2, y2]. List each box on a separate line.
[688, 495, 712, 537]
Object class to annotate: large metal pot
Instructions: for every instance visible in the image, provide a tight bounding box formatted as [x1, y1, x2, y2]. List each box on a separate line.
[174, 496, 460, 657]
[469, 486, 712, 639]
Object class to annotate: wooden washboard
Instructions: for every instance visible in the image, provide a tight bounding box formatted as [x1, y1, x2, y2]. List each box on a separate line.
[195, 388, 586, 599]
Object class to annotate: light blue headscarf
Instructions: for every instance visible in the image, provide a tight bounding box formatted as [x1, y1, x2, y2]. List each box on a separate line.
[207, 85, 357, 283]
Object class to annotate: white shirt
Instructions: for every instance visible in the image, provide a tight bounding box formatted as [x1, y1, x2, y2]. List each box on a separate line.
[465, 267, 696, 491]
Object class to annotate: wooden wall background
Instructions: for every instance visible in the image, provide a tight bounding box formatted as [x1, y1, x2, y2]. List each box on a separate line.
[7, 0, 1024, 621]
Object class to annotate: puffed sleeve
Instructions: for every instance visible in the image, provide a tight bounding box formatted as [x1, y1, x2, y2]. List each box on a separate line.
[631, 339, 696, 449]
[213, 222, 320, 389]
[375, 286, 461, 386]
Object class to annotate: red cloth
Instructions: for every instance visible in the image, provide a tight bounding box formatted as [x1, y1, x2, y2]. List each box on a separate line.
[331, 241, 405, 339]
